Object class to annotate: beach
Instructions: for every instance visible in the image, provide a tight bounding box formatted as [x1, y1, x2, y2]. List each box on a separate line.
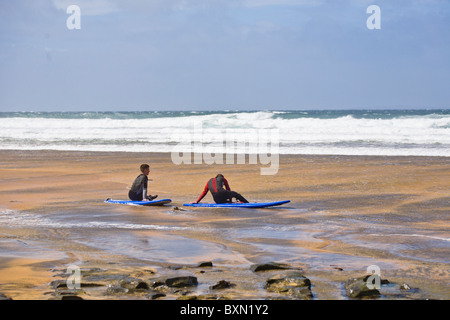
[0, 150, 449, 300]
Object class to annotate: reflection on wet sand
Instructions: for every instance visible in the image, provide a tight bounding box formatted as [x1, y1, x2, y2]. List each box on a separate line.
[0, 151, 448, 299]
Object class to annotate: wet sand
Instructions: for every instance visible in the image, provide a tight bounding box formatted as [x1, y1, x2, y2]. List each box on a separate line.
[0, 150, 449, 300]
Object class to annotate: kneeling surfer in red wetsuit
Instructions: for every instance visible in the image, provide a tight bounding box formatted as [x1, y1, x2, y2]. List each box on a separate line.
[192, 174, 249, 204]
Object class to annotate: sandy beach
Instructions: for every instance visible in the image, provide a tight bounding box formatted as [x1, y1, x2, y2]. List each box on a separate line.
[0, 150, 449, 300]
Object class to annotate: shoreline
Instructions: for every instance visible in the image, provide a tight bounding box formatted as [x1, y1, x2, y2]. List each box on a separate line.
[0, 150, 449, 300]
[2, 148, 449, 157]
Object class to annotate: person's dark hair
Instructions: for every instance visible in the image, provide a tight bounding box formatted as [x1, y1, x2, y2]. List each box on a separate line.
[140, 164, 150, 173]
[216, 174, 224, 179]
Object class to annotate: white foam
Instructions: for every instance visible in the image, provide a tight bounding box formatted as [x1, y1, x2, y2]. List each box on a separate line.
[1, 112, 449, 156]
[369, 233, 450, 242]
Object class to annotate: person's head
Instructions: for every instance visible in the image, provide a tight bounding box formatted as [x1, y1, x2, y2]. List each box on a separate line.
[140, 164, 150, 174]
[216, 174, 224, 179]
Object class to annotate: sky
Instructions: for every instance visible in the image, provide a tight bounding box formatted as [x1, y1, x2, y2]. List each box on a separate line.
[0, 0, 449, 111]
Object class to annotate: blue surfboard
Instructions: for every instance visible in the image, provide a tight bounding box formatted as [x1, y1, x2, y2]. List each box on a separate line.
[183, 200, 290, 208]
[105, 198, 172, 206]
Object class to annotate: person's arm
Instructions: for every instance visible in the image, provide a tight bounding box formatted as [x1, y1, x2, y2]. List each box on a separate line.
[224, 178, 231, 191]
[142, 176, 149, 200]
[142, 188, 148, 201]
[194, 183, 209, 203]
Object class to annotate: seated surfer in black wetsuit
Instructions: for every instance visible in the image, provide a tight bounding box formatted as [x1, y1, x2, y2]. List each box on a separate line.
[128, 164, 158, 201]
[192, 174, 249, 204]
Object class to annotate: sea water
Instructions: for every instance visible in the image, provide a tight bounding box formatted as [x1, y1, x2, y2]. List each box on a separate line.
[0, 109, 449, 156]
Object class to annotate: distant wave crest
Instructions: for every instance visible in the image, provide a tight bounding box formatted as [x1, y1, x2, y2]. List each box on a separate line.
[0, 110, 449, 156]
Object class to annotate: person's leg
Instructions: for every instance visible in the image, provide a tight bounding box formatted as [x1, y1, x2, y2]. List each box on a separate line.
[213, 191, 230, 204]
[128, 189, 141, 201]
[214, 190, 249, 203]
[228, 191, 249, 203]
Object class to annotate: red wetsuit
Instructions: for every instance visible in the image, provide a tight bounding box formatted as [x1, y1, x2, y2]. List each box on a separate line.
[195, 176, 248, 204]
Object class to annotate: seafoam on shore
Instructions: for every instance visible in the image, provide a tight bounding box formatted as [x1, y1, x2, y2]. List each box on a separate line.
[1, 110, 449, 156]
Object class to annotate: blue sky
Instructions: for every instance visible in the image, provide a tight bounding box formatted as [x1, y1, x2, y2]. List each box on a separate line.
[0, 0, 449, 111]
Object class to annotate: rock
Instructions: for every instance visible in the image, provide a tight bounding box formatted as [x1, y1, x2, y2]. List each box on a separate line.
[50, 279, 103, 290]
[150, 280, 166, 288]
[345, 275, 388, 298]
[250, 262, 292, 272]
[135, 281, 150, 290]
[400, 283, 411, 290]
[177, 295, 198, 300]
[81, 283, 104, 288]
[264, 271, 312, 299]
[0, 293, 12, 300]
[105, 285, 128, 295]
[197, 294, 221, 300]
[150, 293, 166, 300]
[196, 261, 213, 268]
[168, 265, 184, 270]
[330, 265, 344, 271]
[118, 278, 149, 290]
[165, 276, 198, 288]
[210, 280, 235, 290]
[50, 279, 66, 289]
[105, 277, 150, 295]
[60, 295, 84, 300]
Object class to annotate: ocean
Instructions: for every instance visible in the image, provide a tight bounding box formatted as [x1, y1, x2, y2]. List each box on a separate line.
[0, 109, 449, 156]
[0, 111, 449, 300]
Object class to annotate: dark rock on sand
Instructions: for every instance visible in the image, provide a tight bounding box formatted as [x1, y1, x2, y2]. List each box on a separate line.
[168, 261, 213, 269]
[168, 265, 184, 270]
[264, 271, 312, 299]
[330, 265, 344, 271]
[150, 293, 166, 300]
[210, 280, 235, 290]
[150, 280, 166, 288]
[250, 262, 292, 272]
[50, 279, 68, 289]
[177, 294, 198, 300]
[165, 276, 198, 288]
[105, 285, 129, 295]
[105, 277, 150, 295]
[60, 295, 84, 300]
[196, 261, 213, 268]
[50, 279, 103, 290]
[0, 293, 12, 300]
[118, 278, 150, 290]
[135, 281, 149, 290]
[400, 283, 411, 290]
[345, 275, 421, 299]
[345, 275, 389, 298]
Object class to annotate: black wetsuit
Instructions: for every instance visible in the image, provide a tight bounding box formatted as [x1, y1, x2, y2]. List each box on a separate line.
[128, 174, 148, 201]
[196, 176, 248, 204]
